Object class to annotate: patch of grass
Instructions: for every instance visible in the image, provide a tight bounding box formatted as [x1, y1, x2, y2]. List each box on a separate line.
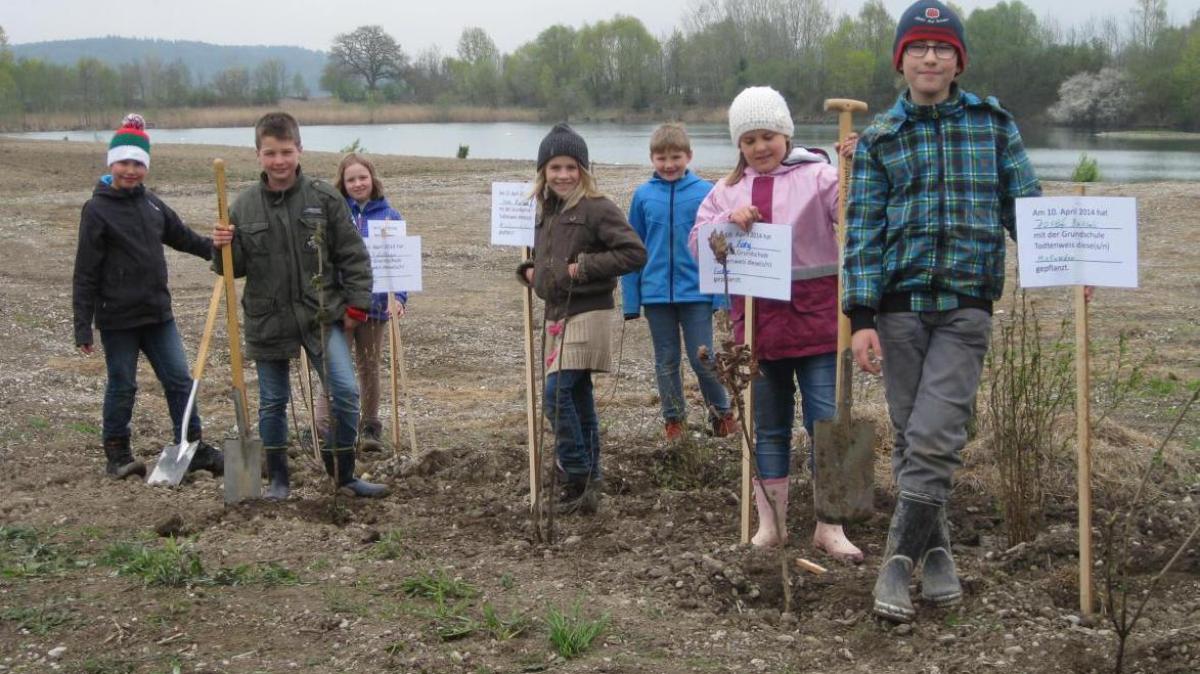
[480, 602, 531, 641]
[99, 539, 206, 587]
[0, 526, 79, 578]
[323, 588, 371, 617]
[1, 604, 72, 634]
[307, 558, 332, 572]
[69, 421, 101, 435]
[370, 530, 407, 560]
[1146, 377, 1180, 397]
[499, 572, 516, 590]
[545, 603, 609, 659]
[99, 539, 299, 588]
[416, 596, 478, 641]
[400, 569, 477, 601]
[26, 416, 49, 429]
[255, 561, 301, 585]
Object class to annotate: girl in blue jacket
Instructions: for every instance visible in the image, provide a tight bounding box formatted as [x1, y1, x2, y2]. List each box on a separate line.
[315, 153, 408, 452]
[621, 124, 733, 441]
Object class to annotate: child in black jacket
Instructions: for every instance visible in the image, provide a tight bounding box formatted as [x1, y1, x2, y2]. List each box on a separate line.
[72, 114, 223, 479]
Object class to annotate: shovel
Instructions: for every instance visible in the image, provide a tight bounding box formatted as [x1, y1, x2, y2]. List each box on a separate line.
[812, 98, 875, 525]
[214, 158, 262, 503]
[147, 279, 225, 485]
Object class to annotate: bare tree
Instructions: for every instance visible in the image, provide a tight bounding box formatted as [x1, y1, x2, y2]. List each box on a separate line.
[1129, 0, 1168, 50]
[330, 25, 408, 93]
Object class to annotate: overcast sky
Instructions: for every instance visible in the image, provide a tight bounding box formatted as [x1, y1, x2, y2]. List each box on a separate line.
[6, 0, 1199, 53]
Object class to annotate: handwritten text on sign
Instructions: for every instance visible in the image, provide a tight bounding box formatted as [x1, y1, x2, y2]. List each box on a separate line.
[491, 182, 536, 247]
[1016, 196, 1138, 289]
[365, 220, 423, 293]
[697, 222, 793, 301]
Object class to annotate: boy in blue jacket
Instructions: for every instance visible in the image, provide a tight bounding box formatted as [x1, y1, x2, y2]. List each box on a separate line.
[622, 124, 733, 442]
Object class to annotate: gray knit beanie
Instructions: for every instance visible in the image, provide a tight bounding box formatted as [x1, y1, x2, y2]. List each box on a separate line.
[728, 87, 794, 146]
[537, 123, 589, 171]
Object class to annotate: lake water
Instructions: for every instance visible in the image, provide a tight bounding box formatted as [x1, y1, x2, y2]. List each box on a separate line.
[12, 122, 1200, 182]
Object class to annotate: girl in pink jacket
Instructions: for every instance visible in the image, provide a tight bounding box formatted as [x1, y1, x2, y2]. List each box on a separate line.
[690, 86, 862, 562]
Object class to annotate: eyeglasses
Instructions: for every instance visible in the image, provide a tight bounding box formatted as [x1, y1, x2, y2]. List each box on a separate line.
[904, 43, 957, 60]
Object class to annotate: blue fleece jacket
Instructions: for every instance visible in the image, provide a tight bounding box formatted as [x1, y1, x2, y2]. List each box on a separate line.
[349, 197, 408, 321]
[621, 169, 723, 316]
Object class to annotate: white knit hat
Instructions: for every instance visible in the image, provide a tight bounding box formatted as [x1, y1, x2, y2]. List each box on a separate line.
[728, 86, 794, 146]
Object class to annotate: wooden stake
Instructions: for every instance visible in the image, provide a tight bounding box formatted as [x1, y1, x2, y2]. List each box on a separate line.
[297, 351, 322, 462]
[521, 247, 543, 531]
[740, 297, 756, 544]
[1075, 183, 1094, 617]
[388, 296, 402, 456]
[390, 301, 419, 455]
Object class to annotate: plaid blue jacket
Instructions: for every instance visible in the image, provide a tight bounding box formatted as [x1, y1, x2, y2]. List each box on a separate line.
[842, 87, 1041, 324]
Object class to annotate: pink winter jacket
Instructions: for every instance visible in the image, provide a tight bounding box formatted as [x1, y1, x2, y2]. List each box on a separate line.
[689, 150, 840, 361]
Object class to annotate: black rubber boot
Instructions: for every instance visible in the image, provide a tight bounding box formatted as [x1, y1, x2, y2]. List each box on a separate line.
[873, 492, 940, 623]
[186, 439, 225, 477]
[103, 436, 145, 479]
[326, 449, 389, 498]
[920, 506, 962, 607]
[263, 447, 290, 501]
[557, 474, 599, 516]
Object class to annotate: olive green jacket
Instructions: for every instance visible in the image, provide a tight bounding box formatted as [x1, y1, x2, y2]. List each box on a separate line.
[213, 169, 372, 360]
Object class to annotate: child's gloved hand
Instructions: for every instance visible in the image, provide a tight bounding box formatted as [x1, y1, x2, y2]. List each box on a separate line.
[213, 224, 234, 248]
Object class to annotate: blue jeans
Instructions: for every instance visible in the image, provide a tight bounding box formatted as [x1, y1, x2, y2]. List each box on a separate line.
[644, 302, 731, 423]
[753, 352, 837, 480]
[256, 325, 359, 449]
[544, 369, 600, 480]
[100, 319, 201, 443]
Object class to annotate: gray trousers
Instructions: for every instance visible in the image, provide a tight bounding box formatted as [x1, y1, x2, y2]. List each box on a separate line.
[876, 308, 992, 502]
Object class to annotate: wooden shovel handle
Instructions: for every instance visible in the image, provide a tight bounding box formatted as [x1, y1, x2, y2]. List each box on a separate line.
[190, 279, 225, 381]
[214, 159, 249, 425]
[823, 99, 868, 398]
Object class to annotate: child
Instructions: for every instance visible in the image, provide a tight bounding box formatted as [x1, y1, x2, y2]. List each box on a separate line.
[517, 123, 646, 515]
[73, 113, 224, 479]
[620, 124, 734, 442]
[211, 112, 387, 501]
[689, 87, 862, 563]
[843, 0, 1041, 623]
[313, 153, 408, 453]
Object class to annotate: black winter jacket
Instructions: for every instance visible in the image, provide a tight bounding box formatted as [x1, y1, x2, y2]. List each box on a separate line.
[73, 180, 214, 346]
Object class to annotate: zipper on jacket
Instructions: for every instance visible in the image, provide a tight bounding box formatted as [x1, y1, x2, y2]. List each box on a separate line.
[933, 114, 946, 288]
[668, 181, 676, 303]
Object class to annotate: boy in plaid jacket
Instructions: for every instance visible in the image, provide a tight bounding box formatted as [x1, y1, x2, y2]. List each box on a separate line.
[842, 0, 1040, 623]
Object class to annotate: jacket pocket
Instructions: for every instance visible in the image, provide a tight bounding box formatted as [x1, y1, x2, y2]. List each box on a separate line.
[242, 296, 282, 343]
[239, 221, 271, 253]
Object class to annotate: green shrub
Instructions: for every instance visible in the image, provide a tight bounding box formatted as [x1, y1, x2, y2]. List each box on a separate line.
[457, 144, 470, 159]
[1072, 153, 1100, 182]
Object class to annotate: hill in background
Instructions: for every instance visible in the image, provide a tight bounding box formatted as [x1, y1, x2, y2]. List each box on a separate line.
[11, 36, 328, 93]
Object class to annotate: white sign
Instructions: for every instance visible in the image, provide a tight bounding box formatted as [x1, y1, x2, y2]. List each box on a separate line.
[491, 181, 536, 247]
[365, 220, 422, 293]
[367, 219, 405, 238]
[1016, 196, 1138, 289]
[697, 222, 793, 301]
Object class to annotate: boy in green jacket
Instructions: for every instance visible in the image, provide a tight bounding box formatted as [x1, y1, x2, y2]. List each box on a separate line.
[212, 112, 387, 501]
[843, 0, 1041, 623]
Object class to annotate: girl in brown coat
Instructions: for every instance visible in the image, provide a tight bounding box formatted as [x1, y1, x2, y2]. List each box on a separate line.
[518, 123, 647, 514]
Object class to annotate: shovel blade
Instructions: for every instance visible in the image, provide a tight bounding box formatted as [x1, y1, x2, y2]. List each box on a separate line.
[223, 436, 262, 504]
[812, 417, 876, 524]
[147, 440, 200, 486]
